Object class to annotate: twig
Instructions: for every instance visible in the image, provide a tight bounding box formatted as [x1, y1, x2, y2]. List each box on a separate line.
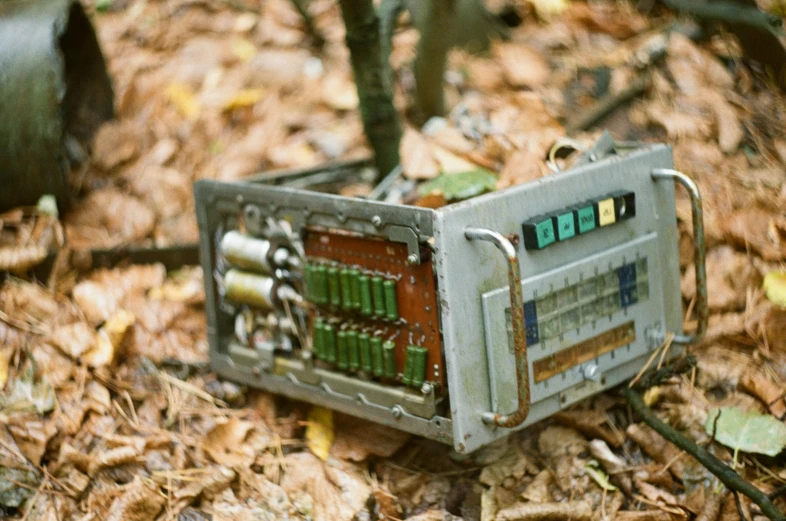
[624, 388, 786, 521]
[734, 491, 751, 521]
[379, 0, 404, 61]
[567, 77, 648, 134]
[290, 0, 325, 47]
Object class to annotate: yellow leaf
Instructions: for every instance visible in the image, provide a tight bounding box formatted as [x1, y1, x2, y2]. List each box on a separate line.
[643, 385, 664, 407]
[305, 406, 334, 461]
[166, 82, 200, 120]
[764, 271, 786, 307]
[530, 0, 569, 20]
[222, 88, 265, 111]
[231, 38, 257, 62]
[83, 310, 135, 367]
[0, 347, 11, 389]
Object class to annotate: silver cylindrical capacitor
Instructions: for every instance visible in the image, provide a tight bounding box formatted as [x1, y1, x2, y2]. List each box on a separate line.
[220, 231, 289, 274]
[223, 269, 300, 310]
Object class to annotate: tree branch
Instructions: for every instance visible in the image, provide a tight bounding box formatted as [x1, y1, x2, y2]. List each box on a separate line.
[338, 0, 402, 180]
[413, 0, 456, 120]
[624, 388, 786, 521]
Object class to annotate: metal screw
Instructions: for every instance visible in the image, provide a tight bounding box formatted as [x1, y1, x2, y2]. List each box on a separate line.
[421, 382, 433, 395]
[391, 405, 403, 418]
[407, 253, 419, 265]
[371, 215, 382, 227]
[582, 363, 601, 382]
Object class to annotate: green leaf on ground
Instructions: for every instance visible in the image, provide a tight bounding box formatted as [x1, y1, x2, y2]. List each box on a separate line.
[584, 460, 617, 491]
[705, 407, 786, 457]
[418, 168, 497, 201]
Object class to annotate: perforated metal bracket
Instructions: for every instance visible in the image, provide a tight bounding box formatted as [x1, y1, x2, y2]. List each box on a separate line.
[465, 227, 531, 428]
[651, 168, 708, 345]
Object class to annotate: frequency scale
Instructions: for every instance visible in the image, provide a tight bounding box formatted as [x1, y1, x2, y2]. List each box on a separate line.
[194, 134, 708, 453]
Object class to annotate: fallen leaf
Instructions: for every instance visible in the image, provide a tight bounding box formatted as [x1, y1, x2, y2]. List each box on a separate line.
[418, 169, 497, 201]
[166, 82, 201, 120]
[585, 460, 617, 491]
[705, 407, 786, 456]
[763, 271, 786, 307]
[203, 418, 257, 468]
[306, 406, 334, 461]
[231, 38, 257, 62]
[493, 42, 551, 88]
[91, 120, 140, 171]
[401, 127, 440, 180]
[330, 414, 410, 462]
[531, 0, 570, 20]
[222, 88, 266, 111]
[496, 501, 592, 521]
[83, 309, 135, 367]
[740, 369, 786, 418]
[104, 476, 165, 521]
[0, 347, 11, 389]
[50, 322, 97, 359]
[1, 365, 55, 415]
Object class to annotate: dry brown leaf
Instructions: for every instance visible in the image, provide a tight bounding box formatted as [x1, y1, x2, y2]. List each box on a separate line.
[173, 465, 236, 505]
[330, 414, 410, 462]
[626, 423, 685, 480]
[280, 451, 371, 521]
[49, 322, 97, 359]
[496, 501, 592, 521]
[92, 120, 141, 171]
[538, 425, 588, 458]
[616, 511, 672, 521]
[479, 445, 536, 487]
[6, 414, 57, 466]
[0, 244, 49, 274]
[740, 368, 786, 417]
[401, 127, 440, 180]
[65, 189, 156, 249]
[521, 469, 553, 502]
[104, 476, 165, 521]
[681, 246, 760, 312]
[493, 42, 551, 88]
[566, 2, 649, 39]
[724, 208, 786, 261]
[203, 417, 257, 468]
[553, 410, 625, 447]
[706, 94, 743, 154]
[0, 279, 58, 324]
[88, 445, 142, 477]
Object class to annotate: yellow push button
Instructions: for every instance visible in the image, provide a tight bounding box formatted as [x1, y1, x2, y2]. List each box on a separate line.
[596, 198, 616, 226]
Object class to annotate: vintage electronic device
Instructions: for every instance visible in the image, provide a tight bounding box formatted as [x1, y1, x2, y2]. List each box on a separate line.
[194, 135, 708, 453]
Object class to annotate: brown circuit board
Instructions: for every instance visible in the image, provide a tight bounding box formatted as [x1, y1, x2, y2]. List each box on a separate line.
[303, 229, 444, 388]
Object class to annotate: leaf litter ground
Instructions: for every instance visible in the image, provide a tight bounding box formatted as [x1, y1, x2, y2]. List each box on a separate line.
[2, 0, 786, 520]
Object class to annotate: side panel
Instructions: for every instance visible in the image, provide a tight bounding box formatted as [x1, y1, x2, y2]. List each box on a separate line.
[433, 146, 681, 453]
[193, 181, 452, 441]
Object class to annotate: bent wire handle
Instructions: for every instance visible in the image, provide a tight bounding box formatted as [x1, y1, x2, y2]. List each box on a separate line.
[465, 228, 530, 428]
[652, 168, 708, 344]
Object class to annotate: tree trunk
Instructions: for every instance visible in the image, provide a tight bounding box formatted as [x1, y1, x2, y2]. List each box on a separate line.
[338, 0, 402, 180]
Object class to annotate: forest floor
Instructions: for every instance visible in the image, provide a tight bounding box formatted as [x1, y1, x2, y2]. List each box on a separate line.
[2, 0, 786, 520]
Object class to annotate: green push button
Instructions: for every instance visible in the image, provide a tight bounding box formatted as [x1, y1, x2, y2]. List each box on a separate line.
[522, 217, 556, 250]
[553, 212, 575, 241]
[575, 205, 595, 234]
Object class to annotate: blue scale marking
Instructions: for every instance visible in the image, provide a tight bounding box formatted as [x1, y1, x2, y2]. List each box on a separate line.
[524, 300, 539, 345]
[617, 263, 638, 307]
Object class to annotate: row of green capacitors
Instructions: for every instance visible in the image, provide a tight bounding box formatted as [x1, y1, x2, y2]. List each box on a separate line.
[304, 263, 398, 321]
[311, 318, 429, 388]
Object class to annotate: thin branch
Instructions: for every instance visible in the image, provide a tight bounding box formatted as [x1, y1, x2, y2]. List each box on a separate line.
[290, 0, 325, 47]
[624, 388, 786, 521]
[379, 0, 404, 61]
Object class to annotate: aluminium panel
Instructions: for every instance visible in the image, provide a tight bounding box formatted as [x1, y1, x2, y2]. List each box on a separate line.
[432, 145, 681, 453]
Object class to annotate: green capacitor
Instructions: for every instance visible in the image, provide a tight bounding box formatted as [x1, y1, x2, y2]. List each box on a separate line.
[358, 333, 372, 372]
[372, 276, 386, 317]
[348, 269, 361, 310]
[337, 330, 349, 370]
[312, 318, 325, 359]
[359, 275, 373, 316]
[404, 345, 428, 388]
[323, 324, 337, 363]
[383, 279, 398, 321]
[327, 267, 341, 307]
[304, 264, 315, 302]
[347, 330, 360, 370]
[313, 265, 329, 305]
[382, 340, 397, 379]
[370, 336, 384, 377]
[340, 269, 353, 310]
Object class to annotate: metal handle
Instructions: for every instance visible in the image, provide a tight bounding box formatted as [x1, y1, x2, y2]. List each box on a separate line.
[465, 227, 531, 428]
[651, 168, 708, 344]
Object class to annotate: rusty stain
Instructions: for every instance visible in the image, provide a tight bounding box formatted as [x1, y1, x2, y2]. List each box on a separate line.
[465, 228, 530, 429]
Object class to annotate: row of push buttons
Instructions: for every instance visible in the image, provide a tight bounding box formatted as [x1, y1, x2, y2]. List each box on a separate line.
[521, 191, 636, 251]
